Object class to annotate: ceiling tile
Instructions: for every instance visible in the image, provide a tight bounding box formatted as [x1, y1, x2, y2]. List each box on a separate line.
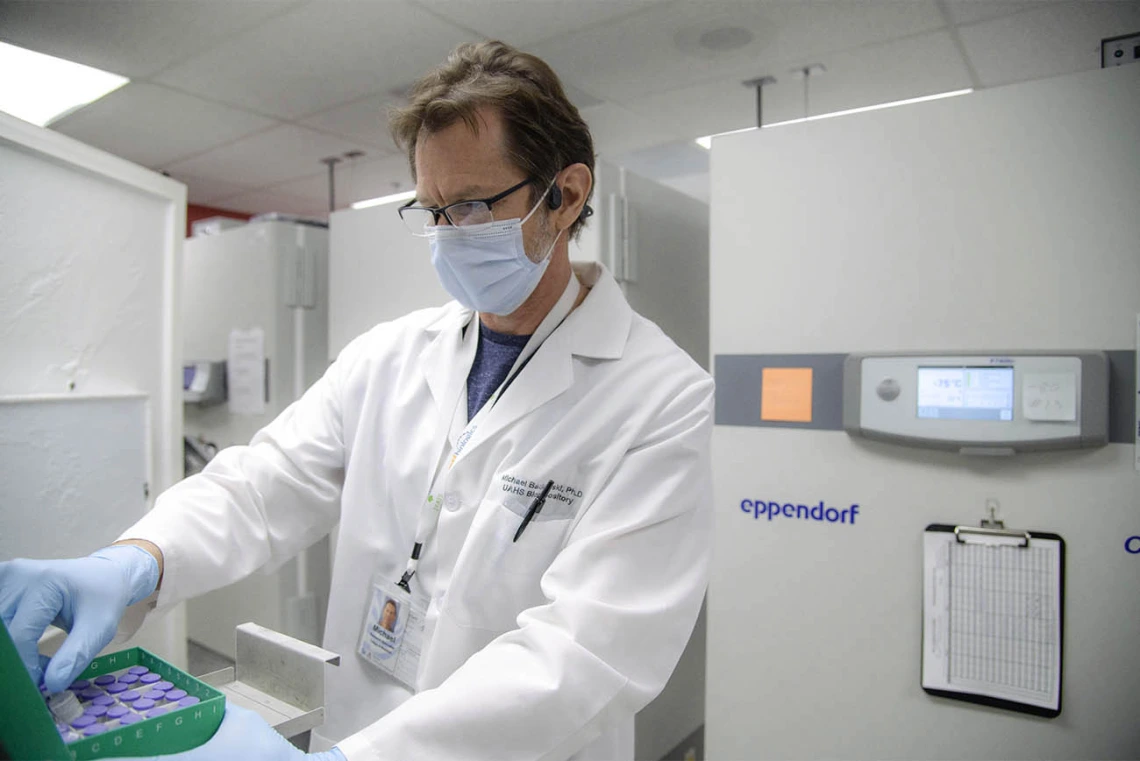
[268, 153, 416, 210]
[941, 0, 1045, 26]
[163, 171, 261, 208]
[622, 29, 972, 142]
[411, 0, 666, 48]
[531, 0, 947, 102]
[214, 185, 330, 219]
[165, 124, 364, 188]
[579, 102, 693, 159]
[778, 29, 974, 119]
[153, 1, 479, 119]
[49, 83, 278, 168]
[297, 96, 402, 152]
[0, 1, 297, 78]
[958, 0, 1140, 87]
[613, 140, 710, 180]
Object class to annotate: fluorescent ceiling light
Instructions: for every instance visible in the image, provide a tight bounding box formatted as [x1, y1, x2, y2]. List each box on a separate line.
[351, 190, 417, 210]
[695, 88, 974, 148]
[0, 42, 129, 127]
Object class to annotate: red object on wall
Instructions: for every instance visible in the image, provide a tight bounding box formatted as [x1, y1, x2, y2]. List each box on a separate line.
[186, 203, 252, 238]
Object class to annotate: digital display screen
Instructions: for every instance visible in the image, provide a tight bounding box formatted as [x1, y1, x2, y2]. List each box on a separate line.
[917, 367, 1014, 421]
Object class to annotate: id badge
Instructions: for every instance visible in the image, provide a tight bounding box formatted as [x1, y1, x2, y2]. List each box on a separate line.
[357, 574, 427, 690]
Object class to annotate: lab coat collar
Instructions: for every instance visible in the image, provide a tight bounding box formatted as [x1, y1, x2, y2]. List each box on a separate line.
[418, 261, 631, 458]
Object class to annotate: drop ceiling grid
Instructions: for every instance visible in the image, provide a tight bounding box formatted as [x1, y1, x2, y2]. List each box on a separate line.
[50, 83, 279, 168]
[165, 123, 365, 188]
[529, 0, 949, 103]
[150, 1, 480, 121]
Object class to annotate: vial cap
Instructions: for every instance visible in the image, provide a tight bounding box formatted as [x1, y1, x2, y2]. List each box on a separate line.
[93, 674, 116, 686]
[177, 696, 200, 707]
[140, 673, 161, 684]
[83, 705, 108, 718]
[105, 682, 128, 694]
[92, 695, 115, 707]
[165, 689, 187, 701]
[70, 715, 96, 729]
[107, 705, 130, 719]
[143, 689, 165, 700]
[79, 687, 102, 701]
[128, 666, 149, 676]
[133, 698, 156, 711]
[118, 673, 140, 685]
[155, 681, 174, 691]
[82, 724, 107, 737]
[119, 713, 143, 726]
[120, 690, 141, 702]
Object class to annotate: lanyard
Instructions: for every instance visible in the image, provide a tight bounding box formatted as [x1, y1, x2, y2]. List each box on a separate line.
[397, 274, 582, 592]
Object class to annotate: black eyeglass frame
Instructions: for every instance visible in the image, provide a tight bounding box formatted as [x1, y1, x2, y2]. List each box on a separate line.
[397, 177, 536, 228]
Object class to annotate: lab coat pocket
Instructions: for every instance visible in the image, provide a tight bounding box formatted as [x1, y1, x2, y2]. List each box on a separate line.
[446, 498, 570, 631]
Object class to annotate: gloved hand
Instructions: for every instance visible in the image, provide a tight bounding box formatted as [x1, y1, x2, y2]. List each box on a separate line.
[106, 704, 347, 761]
[0, 544, 159, 693]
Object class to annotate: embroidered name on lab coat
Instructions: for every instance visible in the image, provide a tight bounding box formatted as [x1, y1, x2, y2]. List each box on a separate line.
[498, 474, 584, 520]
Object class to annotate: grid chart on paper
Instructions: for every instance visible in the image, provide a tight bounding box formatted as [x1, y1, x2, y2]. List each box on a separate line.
[948, 542, 1057, 698]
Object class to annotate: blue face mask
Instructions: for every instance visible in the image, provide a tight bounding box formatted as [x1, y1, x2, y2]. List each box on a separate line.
[426, 188, 561, 316]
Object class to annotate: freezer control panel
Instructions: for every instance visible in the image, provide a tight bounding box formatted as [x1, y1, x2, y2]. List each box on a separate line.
[843, 352, 1109, 454]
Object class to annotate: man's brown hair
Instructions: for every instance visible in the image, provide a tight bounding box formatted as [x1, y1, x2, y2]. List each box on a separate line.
[389, 40, 595, 240]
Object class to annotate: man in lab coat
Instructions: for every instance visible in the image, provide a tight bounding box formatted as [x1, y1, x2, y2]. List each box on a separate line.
[0, 41, 713, 761]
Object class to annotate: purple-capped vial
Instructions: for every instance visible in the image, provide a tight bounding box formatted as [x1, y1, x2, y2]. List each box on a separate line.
[177, 696, 200, 708]
[93, 674, 116, 686]
[105, 682, 128, 694]
[133, 698, 156, 711]
[118, 712, 143, 726]
[79, 687, 103, 702]
[83, 705, 108, 718]
[92, 694, 115, 707]
[154, 680, 174, 692]
[107, 705, 130, 719]
[142, 689, 165, 701]
[139, 672, 161, 684]
[68, 679, 91, 691]
[82, 724, 107, 737]
[165, 689, 187, 701]
[118, 673, 140, 685]
[146, 706, 170, 718]
[128, 666, 149, 676]
[70, 715, 96, 730]
[119, 690, 141, 703]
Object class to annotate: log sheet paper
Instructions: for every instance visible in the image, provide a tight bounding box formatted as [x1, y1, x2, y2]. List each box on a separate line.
[922, 528, 1062, 715]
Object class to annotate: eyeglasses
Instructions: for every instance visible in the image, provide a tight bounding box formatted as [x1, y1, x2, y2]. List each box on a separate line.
[398, 177, 536, 236]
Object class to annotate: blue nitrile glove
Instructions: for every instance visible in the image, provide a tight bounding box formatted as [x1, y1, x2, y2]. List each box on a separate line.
[106, 704, 347, 761]
[0, 544, 159, 693]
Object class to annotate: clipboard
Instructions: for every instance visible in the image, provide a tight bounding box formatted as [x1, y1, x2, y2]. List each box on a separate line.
[921, 522, 1065, 718]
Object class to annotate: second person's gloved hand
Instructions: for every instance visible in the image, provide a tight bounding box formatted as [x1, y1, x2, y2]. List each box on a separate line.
[0, 544, 160, 693]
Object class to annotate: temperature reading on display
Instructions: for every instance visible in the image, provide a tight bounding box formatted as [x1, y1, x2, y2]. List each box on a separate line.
[917, 366, 1014, 421]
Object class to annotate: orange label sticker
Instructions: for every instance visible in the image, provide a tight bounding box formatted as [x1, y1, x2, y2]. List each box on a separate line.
[760, 367, 813, 423]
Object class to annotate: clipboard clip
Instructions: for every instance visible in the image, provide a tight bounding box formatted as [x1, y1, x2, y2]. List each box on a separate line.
[954, 498, 1031, 547]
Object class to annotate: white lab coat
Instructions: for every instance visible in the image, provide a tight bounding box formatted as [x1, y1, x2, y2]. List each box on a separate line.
[120, 262, 713, 761]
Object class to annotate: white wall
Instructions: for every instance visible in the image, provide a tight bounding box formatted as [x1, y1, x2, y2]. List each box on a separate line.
[707, 64, 1140, 758]
[0, 111, 187, 668]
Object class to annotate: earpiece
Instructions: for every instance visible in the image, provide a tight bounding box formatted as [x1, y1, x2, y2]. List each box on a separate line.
[547, 184, 563, 210]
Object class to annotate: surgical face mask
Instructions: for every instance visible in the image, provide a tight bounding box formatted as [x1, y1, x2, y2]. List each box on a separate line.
[426, 187, 562, 316]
